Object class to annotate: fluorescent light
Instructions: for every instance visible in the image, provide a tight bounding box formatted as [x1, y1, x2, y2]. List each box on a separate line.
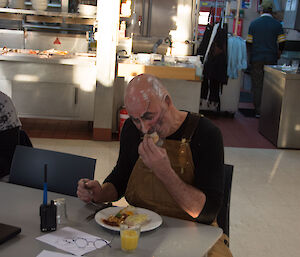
[14, 74, 39, 82]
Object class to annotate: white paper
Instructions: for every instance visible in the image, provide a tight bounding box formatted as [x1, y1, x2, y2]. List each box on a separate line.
[36, 227, 109, 256]
[37, 250, 83, 257]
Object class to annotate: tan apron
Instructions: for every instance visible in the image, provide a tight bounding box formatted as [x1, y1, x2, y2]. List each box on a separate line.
[125, 113, 233, 257]
[125, 137, 196, 221]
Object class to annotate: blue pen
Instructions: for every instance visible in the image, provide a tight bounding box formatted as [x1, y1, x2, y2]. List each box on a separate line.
[43, 164, 48, 205]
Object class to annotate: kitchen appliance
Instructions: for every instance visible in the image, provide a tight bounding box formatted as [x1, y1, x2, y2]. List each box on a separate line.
[283, 0, 300, 30]
[0, 0, 7, 8]
[31, 0, 48, 11]
[78, 4, 97, 15]
[8, 0, 24, 9]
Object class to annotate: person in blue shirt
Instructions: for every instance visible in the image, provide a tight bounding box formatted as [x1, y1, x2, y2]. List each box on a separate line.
[246, 0, 285, 117]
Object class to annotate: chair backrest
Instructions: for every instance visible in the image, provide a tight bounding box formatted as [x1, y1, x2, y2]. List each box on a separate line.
[217, 164, 234, 238]
[9, 145, 96, 196]
[18, 129, 33, 147]
[0, 129, 33, 180]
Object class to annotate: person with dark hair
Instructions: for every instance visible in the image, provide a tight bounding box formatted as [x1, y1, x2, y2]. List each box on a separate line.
[246, 0, 285, 117]
[77, 74, 233, 256]
[0, 91, 22, 180]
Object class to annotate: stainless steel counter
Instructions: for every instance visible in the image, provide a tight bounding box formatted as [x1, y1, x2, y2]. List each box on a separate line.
[263, 65, 300, 79]
[0, 54, 96, 121]
[259, 65, 300, 149]
[0, 7, 96, 19]
[0, 53, 96, 65]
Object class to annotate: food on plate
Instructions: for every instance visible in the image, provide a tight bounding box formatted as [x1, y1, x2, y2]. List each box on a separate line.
[53, 50, 68, 55]
[102, 205, 136, 227]
[28, 50, 39, 55]
[124, 214, 149, 226]
[101, 206, 149, 227]
[40, 49, 69, 56]
[119, 205, 136, 216]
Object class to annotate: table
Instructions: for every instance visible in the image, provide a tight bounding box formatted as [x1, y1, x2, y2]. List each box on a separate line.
[0, 182, 222, 257]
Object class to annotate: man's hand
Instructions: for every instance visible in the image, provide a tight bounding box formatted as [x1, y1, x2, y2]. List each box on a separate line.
[139, 135, 206, 219]
[77, 179, 102, 203]
[138, 135, 172, 181]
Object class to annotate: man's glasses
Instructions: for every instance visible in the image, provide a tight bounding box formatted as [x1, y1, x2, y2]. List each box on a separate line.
[58, 237, 111, 249]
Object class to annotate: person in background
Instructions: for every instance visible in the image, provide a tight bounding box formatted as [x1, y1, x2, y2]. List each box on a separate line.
[246, 0, 286, 117]
[77, 74, 232, 257]
[0, 91, 22, 180]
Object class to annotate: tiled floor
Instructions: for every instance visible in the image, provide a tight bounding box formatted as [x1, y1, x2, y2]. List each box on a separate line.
[208, 111, 275, 149]
[31, 138, 300, 257]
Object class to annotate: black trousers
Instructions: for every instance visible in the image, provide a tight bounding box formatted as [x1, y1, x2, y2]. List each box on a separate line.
[250, 61, 276, 114]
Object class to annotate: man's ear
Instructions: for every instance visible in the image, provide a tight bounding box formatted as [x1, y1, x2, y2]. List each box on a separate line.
[165, 95, 172, 106]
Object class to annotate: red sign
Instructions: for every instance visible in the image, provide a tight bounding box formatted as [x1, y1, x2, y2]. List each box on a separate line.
[233, 18, 243, 37]
[53, 37, 61, 45]
[198, 25, 206, 37]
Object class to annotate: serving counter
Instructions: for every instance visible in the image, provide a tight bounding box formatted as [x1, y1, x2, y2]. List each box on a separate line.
[117, 59, 200, 81]
[0, 53, 96, 121]
[117, 59, 202, 114]
[259, 65, 300, 149]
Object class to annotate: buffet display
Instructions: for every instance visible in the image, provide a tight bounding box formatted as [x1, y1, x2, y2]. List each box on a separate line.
[1, 47, 69, 56]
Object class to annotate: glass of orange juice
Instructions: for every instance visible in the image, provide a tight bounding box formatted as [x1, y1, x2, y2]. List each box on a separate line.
[120, 224, 141, 252]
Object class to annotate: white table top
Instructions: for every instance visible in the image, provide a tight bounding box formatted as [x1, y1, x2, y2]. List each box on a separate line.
[0, 182, 222, 257]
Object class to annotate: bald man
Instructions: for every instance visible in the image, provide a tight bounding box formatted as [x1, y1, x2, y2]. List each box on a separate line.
[77, 74, 232, 256]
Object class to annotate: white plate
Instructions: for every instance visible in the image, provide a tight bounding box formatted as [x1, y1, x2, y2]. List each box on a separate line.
[95, 206, 163, 232]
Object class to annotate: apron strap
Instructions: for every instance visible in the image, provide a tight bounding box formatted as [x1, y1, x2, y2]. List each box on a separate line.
[182, 113, 204, 142]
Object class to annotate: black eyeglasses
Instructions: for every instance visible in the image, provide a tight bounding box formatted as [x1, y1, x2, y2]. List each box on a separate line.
[58, 237, 111, 249]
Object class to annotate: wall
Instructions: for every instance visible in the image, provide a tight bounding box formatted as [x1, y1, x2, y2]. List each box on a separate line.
[226, 0, 258, 39]
[228, 0, 287, 40]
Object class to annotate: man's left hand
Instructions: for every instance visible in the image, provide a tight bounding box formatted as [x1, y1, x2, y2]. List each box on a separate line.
[138, 135, 172, 181]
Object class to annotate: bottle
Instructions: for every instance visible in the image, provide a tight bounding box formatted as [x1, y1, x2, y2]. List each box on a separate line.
[120, 21, 126, 39]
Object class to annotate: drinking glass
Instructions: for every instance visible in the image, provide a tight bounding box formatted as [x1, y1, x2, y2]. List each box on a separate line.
[120, 224, 141, 252]
[291, 60, 299, 72]
[53, 198, 67, 225]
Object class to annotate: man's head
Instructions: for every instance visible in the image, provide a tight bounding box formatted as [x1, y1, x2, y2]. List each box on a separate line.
[124, 74, 174, 137]
[261, 0, 273, 14]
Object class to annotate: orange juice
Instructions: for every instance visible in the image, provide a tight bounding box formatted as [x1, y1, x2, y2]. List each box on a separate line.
[121, 229, 139, 251]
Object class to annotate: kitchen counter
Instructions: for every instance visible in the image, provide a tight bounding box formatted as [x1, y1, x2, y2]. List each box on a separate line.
[0, 52, 96, 121]
[117, 59, 200, 81]
[116, 58, 201, 114]
[259, 65, 300, 149]
[264, 65, 300, 79]
[0, 52, 96, 65]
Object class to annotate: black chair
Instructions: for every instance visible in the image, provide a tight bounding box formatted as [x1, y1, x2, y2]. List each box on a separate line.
[18, 129, 33, 147]
[0, 128, 33, 179]
[9, 145, 96, 196]
[217, 164, 234, 239]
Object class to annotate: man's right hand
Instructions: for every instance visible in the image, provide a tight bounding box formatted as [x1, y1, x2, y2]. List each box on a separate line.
[77, 178, 102, 203]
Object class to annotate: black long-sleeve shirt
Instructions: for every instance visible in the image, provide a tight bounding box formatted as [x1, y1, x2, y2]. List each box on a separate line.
[104, 113, 224, 224]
